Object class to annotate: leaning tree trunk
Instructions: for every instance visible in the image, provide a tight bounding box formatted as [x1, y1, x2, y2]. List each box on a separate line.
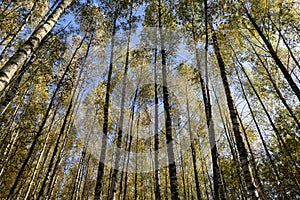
[37, 67, 79, 199]
[0, 53, 35, 115]
[236, 112, 264, 196]
[236, 68, 282, 181]
[7, 33, 85, 199]
[0, 1, 37, 60]
[242, 40, 300, 129]
[24, 106, 59, 200]
[235, 56, 300, 187]
[178, 140, 187, 200]
[45, 109, 75, 199]
[122, 88, 138, 200]
[123, 72, 143, 200]
[0, 24, 69, 116]
[212, 84, 247, 200]
[211, 31, 260, 200]
[268, 16, 300, 70]
[0, 0, 72, 93]
[243, 5, 300, 101]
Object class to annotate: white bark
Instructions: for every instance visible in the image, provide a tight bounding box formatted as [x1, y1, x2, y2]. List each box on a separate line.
[0, 130, 19, 182]
[0, 0, 72, 92]
[24, 128, 51, 199]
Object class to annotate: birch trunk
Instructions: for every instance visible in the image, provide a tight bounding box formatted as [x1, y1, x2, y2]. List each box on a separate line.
[0, 1, 37, 60]
[154, 26, 162, 200]
[37, 90, 74, 199]
[212, 84, 248, 200]
[243, 6, 300, 101]
[0, 0, 72, 92]
[24, 108, 57, 200]
[158, 0, 180, 199]
[94, 14, 117, 200]
[243, 39, 300, 129]
[123, 87, 139, 200]
[235, 64, 284, 192]
[7, 32, 84, 199]
[108, 3, 133, 198]
[211, 32, 260, 200]
[0, 54, 35, 115]
[185, 85, 202, 200]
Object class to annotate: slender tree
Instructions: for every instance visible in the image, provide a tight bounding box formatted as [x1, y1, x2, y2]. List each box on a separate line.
[154, 32, 162, 200]
[0, 0, 72, 92]
[210, 22, 260, 200]
[185, 84, 202, 200]
[108, 2, 133, 199]
[94, 7, 118, 200]
[7, 33, 86, 199]
[158, 0, 180, 199]
[242, 4, 300, 101]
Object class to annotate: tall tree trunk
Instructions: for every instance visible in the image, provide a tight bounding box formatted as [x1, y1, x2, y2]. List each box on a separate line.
[0, 97, 27, 176]
[75, 158, 87, 200]
[236, 112, 264, 196]
[0, 22, 70, 115]
[243, 5, 300, 101]
[219, 160, 229, 199]
[241, 40, 300, 129]
[195, 1, 224, 198]
[24, 105, 59, 199]
[47, 172, 59, 199]
[45, 55, 87, 198]
[7, 33, 85, 199]
[0, 129, 19, 181]
[134, 113, 140, 200]
[0, 1, 37, 60]
[234, 65, 285, 195]
[71, 117, 93, 200]
[165, 169, 169, 200]
[108, 3, 133, 199]
[268, 16, 300, 70]
[71, 151, 85, 200]
[81, 154, 92, 200]
[200, 159, 210, 200]
[203, 157, 215, 199]
[158, 0, 180, 199]
[0, 53, 35, 115]
[45, 113, 73, 199]
[68, 35, 93, 200]
[212, 84, 250, 199]
[0, 0, 72, 92]
[154, 26, 162, 200]
[94, 14, 118, 200]
[37, 87, 74, 199]
[178, 139, 187, 199]
[185, 85, 202, 200]
[123, 87, 139, 200]
[211, 31, 260, 200]
[234, 57, 300, 188]
[118, 155, 127, 200]
[29, 118, 61, 198]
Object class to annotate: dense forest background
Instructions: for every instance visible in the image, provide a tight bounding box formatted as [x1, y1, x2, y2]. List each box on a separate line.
[0, 0, 299, 199]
